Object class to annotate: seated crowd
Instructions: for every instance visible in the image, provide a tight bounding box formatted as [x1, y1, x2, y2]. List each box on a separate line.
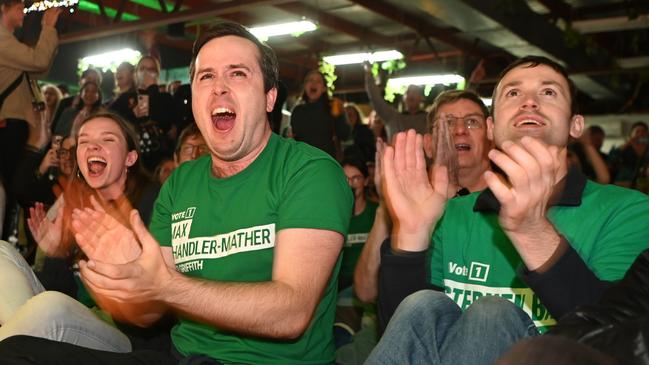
[0, 4, 647, 365]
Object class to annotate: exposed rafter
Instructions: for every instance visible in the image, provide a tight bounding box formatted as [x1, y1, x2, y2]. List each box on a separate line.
[275, 2, 393, 46]
[348, 0, 481, 56]
[60, 0, 295, 44]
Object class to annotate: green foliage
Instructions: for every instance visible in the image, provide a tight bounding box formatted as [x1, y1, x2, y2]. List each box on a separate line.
[318, 60, 337, 97]
[371, 59, 407, 103]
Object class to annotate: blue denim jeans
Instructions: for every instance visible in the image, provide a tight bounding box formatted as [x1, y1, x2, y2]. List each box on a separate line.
[365, 290, 539, 365]
[0, 240, 131, 352]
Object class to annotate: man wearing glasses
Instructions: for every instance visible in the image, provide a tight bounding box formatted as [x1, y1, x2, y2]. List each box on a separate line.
[365, 56, 649, 365]
[354, 90, 492, 308]
[173, 123, 208, 166]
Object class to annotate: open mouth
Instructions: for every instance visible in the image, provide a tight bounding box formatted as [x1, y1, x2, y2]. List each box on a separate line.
[87, 156, 107, 177]
[455, 143, 471, 152]
[211, 107, 236, 131]
[515, 118, 545, 127]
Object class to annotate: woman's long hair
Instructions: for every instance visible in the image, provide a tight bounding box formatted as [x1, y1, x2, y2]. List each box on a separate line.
[57, 111, 150, 256]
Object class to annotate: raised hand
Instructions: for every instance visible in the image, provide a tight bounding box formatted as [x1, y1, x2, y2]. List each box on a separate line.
[71, 195, 142, 264]
[382, 129, 449, 252]
[77, 209, 171, 324]
[27, 201, 65, 257]
[38, 148, 59, 176]
[41, 7, 62, 28]
[484, 136, 565, 270]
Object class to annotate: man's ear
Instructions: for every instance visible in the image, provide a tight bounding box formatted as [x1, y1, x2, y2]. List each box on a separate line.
[569, 114, 585, 139]
[486, 116, 495, 141]
[266, 87, 278, 113]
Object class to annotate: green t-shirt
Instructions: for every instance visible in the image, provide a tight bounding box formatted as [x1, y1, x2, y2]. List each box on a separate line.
[340, 200, 378, 280]
[150, 133, 353, 364]
[430, 179, 649, 331]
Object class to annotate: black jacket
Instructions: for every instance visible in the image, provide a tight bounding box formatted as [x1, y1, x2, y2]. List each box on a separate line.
[549, 249, 649, 365]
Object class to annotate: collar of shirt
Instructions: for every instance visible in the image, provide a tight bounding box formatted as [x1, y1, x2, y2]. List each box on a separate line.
[473, 166, 587, 213]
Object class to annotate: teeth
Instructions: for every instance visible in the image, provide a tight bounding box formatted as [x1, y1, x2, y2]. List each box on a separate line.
[455, 144, 471, 150]
[212, 107, 234, 115]
[517, 119, 542, 127]
[88, 156, 106, 164]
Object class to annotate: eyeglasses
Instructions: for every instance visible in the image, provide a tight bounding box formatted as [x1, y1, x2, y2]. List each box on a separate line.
[180, 144, 209, 156]
[56, 147, 74, 158]
[436, 114, 485, 129]
[347, 175, 364, 184]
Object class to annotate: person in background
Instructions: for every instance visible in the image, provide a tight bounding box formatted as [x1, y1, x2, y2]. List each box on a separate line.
[104, 62, 135, 106]
[364, 62, 427, 140]
[41, 84, 62, 127]
[368, 110, 387, 142]
[0, 1, 60, 240]
[109, 56, 179, 172]
[291, 69, 350, 160]
[343, 103, 376, 164]
[52, 68, 102, 133]
[567, 126, 610, 184]
[608, 121, 649, 190]
[153, 158, 174, 186]
[154, 123, 208, 185]
[55, 81, 104, 138]
[335, 158, 380, 363]
[0, 112, 159, 352]
[166, 80, 181, 97]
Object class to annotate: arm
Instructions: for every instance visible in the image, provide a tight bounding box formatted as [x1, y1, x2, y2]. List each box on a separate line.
[353, 203, 390, 302]
[521, 240, 613, 319]
[0, 9, 59, 73]
[549, 249, 649, 338]
[79, 210, 343, 338]
[364, 65, 399, 130]
[484, 137, 566, 271]
[377, 239, 440, 333]
[578, 131, 610, 184]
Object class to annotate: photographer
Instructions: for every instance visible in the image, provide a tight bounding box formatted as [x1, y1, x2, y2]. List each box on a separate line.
[0, 1, 60, 239]
[108, 55, 179, 172]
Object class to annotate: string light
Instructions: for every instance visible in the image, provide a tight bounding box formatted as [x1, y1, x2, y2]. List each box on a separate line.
[24, 0, 79, 14]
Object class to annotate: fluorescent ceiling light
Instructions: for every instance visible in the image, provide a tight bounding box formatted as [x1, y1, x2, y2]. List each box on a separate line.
[387, 74, 465, 88]
[79, 48, 142, 72]
[249, 21, 317, 41]
[323, 50, 403, 66]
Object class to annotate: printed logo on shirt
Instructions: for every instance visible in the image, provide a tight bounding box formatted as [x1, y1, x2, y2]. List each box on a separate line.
[444, 279, 556, 331]
[345, 233, 368, 247]
[171, 223, 276, 272]
[171, 207, 196, 221]
[448, 261, 490, 282]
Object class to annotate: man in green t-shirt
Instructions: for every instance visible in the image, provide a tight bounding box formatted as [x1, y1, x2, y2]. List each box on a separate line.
[365, 56, 649, 365]
[0, 22, 352, 365]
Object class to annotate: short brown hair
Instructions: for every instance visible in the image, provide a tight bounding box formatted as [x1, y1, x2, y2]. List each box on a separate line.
[492, 55, 579, 116]
[189, 21, 279, 93]
[427, 89, 489, 131]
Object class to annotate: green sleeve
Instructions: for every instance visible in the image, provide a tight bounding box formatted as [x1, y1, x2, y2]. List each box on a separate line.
[585, 192, 649, 280]
[277, 158, 353, 235]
